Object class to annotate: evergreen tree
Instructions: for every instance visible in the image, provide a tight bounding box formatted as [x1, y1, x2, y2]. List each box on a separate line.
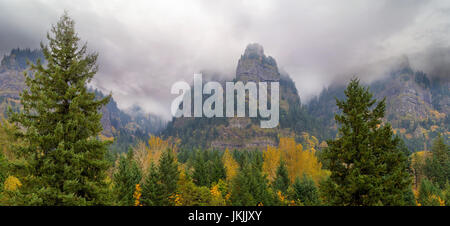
[321, 78, 411, 206]
[418, 178, 444, 206]
[291, 175, 320, 206]
[209, 151, 226, 185]
[0, 151, 7, 194]
[141, 163, 163, 206]
[192, 150, 210, 186]
[176, 171, 212, 206]
[230, 160, 272, 206]
[424, 135, 449, 189]
[272, 159, 290, 194]
[157, 149, 179, 206]
[113, 149, 142, 206]
[403, 188, 417, 206]
[8, 13, 112, 205]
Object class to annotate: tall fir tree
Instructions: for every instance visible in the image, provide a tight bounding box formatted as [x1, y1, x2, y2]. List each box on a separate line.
[321, 78, 411, 206]
[157, 149, 179, 206]
[424, 135, 449, 189]
[141, 163, 163, 206]
[208, 150, 226, 185]
[272, 159, 290, 194]
[192, 150, 210, 186]
[230, 158, 272, 206]
[113, 149, 142, 206]
[290, 175, 320, 206]
[8, 13, 112, 205]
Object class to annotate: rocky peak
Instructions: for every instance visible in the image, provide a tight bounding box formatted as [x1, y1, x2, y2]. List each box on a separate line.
[242, 43, 265, 59]
[236, 43, 280, 82]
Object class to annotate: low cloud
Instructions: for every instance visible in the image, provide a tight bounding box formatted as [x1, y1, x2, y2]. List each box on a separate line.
[1, 0, 449, 119]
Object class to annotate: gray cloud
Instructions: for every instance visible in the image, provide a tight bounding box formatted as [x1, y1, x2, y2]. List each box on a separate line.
[1, 0, 449, 119]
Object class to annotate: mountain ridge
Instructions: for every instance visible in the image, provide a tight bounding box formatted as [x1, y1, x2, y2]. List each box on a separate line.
[0, 48, 166, 153]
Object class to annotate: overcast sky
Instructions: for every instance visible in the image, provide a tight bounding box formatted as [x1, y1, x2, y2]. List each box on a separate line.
[1, 0, 449, 118]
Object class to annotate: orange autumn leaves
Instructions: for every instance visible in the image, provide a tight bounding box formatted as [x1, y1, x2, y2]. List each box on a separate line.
[263, 136, 329, 184]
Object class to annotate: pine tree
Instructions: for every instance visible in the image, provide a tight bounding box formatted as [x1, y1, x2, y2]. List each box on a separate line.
[272, 159, 290, 194]
[424, 135, 449, 189]
[230, 159, 272, 206]
[176, 170, 212, 206]
[209, 151, 226, 185]
[418, 178, 444, 206]
[291, 175, 320, 206]
[157, 149, 179, 206]
[141, 163, 163, 206]
[321, 78, 411, 206]
[0, 151, 7, 194]
[113, 149, 142, 206]
[8, 13, 112, 205]
[192, 150, 210, 186]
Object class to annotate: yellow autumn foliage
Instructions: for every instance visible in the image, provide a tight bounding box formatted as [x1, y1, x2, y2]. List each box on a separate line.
[133, 184, 142, 206]
[262, 145, 280, 181]
[133, 136, 177, 175]
[3, 176, 22, 192]
[430, 125, 439, 132]
[263, 137, 329, 184]
[429, 109, 446, 120]
[210, 184, 226, 206]
[222, 148, 239, 181]
[98, 134, 114, 142]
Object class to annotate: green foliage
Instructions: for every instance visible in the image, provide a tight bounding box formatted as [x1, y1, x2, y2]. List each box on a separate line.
[290, 175, 320, 206]
[113, 149, 142, 206]
[424, 135, 449, 189]
[7, 13, 112, 205]
[192, 150, 210, 186]
[0, 152, 7, 194]
[177, 172, 212, 206]
[191, 150, 226, 187]
[403, 188, 417, 206]
[443, 182, 450, 206]
[418, 178, 444, 206]
[272, 159, 290, 194]
[321, 78, 412, 206]
[141, 163, 163, 206]
[156, 149, 179, 206]
[230, 155, 273, 206]
[139, 149, 180, 206]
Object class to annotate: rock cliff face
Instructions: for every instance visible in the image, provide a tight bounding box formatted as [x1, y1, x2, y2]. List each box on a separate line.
[308, 63, 449, 152]
[164, 43, 303, 150]
[236, 43, 280, 82]
[378, 73, 433, 121]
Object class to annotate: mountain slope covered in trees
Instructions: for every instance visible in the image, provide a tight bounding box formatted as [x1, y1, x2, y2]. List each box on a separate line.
[0, 48, 166, 153]
[163, 44, 449, 153]
[308, 59, 449, 152]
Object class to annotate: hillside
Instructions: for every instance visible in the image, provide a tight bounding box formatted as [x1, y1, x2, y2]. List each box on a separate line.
[2, 46, 448, 153]
[0, 48, 166, 152]
[164, 44, 449, 152]
[308, 59, 449, 152]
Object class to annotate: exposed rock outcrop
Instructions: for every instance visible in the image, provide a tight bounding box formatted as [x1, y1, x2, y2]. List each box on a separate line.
[236, 43, 280, 82]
